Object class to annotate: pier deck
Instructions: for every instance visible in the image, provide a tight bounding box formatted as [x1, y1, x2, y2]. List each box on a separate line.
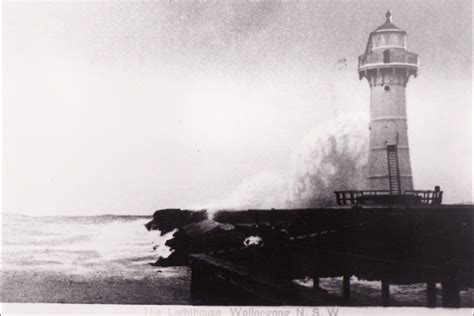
[189, 204, 473, 307]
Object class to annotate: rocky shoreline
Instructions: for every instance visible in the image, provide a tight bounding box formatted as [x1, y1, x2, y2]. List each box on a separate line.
[145, 208, 243, 266]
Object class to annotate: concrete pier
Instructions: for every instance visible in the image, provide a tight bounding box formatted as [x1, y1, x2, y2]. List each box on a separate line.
[186, 205, 472, 306]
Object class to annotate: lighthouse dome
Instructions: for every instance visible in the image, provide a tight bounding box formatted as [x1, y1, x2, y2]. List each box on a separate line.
[358, 10, 418, 83]
[366, 10, 407, 53]
[375, 10, 401, 31]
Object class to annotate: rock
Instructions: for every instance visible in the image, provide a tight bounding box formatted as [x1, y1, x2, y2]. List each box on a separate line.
[145, 209, 242, 266]
[145, 209, 208, 235]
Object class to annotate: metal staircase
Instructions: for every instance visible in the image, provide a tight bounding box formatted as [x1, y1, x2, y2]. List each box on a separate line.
[387, 145, 401, 195]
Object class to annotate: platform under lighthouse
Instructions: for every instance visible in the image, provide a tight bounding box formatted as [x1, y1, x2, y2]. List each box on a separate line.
[358, 10, 418, 194]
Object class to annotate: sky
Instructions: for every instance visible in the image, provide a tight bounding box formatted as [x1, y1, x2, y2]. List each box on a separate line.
[3, 0, 472, 216]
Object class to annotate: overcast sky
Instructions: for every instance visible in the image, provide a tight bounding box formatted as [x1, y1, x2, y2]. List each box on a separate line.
[3, 0, 472, 215]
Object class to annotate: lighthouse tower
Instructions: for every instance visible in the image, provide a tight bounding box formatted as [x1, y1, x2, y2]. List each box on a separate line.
[358, 10, 418, 193]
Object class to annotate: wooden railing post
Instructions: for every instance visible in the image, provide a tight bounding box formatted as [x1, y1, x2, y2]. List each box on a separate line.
[313, 250, 320, 291]
[427, 280, 436, 307]
[343, 274, 351, 300]
[441, 276, 460, 308]
[381, 280, 390, 307]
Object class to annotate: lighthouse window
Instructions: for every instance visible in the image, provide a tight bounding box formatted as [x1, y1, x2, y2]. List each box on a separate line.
[383, 50, 390, 63]
[384, 85, 390, 92]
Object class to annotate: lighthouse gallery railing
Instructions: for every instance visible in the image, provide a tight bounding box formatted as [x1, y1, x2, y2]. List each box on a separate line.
[358, 51, 418, 68]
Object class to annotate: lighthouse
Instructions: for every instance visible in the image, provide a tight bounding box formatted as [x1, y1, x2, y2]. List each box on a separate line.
[358, 10, 418, 194]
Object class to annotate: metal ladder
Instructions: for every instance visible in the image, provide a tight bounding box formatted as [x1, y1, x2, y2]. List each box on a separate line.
[387, 145, 401, 195]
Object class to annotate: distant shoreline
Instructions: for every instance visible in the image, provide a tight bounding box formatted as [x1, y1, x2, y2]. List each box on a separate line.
[2, 212, 153, 218]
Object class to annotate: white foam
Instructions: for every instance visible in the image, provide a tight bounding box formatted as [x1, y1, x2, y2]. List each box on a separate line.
[195, 113, 369, 211]
[2, 216, 177, 276]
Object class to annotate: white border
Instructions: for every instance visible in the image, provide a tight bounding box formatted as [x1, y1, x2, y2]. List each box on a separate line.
[1, 304, 473, 316]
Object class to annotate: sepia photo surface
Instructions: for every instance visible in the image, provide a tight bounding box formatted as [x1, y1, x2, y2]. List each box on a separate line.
[2, 0, 472, 313]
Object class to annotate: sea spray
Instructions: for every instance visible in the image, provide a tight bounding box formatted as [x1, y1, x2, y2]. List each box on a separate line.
[197, 113, 369, 211]
[152, 228, 177, 259]
[2, 214, 177, 276]
[288, 112, 369, 207]
[202, 171, 288, 213]
[83, 218, 177, 262]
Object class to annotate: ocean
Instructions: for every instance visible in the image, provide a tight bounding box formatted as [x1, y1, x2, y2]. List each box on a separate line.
[1, 214, 179, 276]
[1, 213, 472, 306]
[1, 213, 191, 304]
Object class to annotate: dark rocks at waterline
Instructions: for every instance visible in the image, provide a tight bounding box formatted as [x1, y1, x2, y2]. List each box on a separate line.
[145, 208, 307, 267]
[146, 209, 243, 266]
[145, 209, 208, 234]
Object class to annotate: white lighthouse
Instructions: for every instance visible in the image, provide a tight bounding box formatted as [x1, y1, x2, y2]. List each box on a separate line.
[358, 10, 418, 194]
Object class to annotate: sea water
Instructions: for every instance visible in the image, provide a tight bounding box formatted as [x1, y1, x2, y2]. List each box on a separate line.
[2, 213, 472, 306]
[2, 213, 177, 279]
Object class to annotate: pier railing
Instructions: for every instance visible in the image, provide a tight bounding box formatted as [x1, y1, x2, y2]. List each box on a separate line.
[334, 188, 443, 206]
[334, 190, 390, 205]
[403, 190, 443, 205]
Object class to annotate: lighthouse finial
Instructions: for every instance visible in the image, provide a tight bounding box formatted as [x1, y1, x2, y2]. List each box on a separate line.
[386, 10, 392, 22]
